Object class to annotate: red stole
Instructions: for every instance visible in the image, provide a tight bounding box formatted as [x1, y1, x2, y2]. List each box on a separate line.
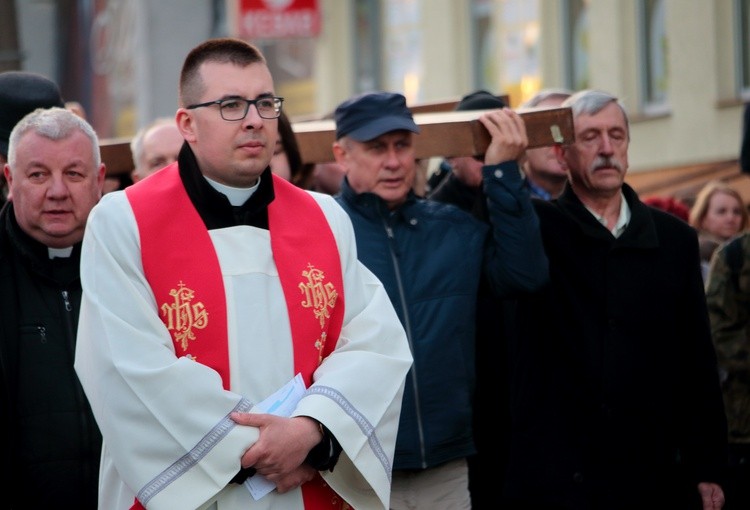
[126, 164, 349, 509]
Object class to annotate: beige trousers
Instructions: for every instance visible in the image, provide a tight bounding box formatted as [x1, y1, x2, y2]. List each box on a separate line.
[390, 458, 471, 510]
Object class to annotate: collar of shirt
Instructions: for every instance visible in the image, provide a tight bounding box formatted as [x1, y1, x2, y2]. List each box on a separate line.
[48, 246, 74, 259]
[526, 179, 552, 201]
[584, 191, 631, 238]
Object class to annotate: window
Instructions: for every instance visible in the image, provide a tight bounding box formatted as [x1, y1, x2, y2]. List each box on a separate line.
[354, 0, 382, 94]
[382, 0, 422, 102]
[562, 0, 590, 91]
[472, 0, 495, 91]
[497, 0, 541, 106]
[638, 0, 668, 113]
[736, 0, 750, 98]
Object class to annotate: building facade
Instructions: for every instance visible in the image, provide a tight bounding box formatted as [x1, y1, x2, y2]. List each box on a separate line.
[5, 0, 748, 173]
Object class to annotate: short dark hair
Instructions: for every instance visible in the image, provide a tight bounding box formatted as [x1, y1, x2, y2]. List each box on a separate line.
[179, 38, 266, 107]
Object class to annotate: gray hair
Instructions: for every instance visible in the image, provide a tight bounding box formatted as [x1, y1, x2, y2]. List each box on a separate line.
[521, 88, 574, 108]
[8, 106, 100, 168]
[562, 89, 630, 134]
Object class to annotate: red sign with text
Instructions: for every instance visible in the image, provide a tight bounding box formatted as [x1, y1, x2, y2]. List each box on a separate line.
[238, 0, 321, 39]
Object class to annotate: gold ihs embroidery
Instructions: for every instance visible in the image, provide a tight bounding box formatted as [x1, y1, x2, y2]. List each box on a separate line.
[314, 332, 328, 361]
[299, 264, 338, 327]
[299, 264, 338, 361]
[160, 281, 209, 350]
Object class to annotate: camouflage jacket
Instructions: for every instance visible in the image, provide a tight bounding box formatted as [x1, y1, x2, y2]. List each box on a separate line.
[705, 232, 750, 443]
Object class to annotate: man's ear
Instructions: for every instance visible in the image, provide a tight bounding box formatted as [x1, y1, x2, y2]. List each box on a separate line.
[331, 140, 347, 171]
[175, 109, 196, 143]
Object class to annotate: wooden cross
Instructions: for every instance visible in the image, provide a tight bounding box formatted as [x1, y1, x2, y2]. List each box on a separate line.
[292, 106, 574, 164]
[98, 105, 573, 175]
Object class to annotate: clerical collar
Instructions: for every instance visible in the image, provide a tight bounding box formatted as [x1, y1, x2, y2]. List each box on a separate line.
[204, 175, 261, 206]
[584, 191, 631, 238]
[48, 246, 74, 259]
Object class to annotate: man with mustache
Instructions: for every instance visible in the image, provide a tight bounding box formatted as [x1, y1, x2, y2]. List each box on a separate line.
[505, 89, 728, 510]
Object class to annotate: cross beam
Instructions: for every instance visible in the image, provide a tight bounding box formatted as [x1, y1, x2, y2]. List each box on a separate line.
[98, 106, 574, 175]
[292, 106, 574, 164]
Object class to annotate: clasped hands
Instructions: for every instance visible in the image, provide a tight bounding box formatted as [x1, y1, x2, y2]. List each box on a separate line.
[231, 412, 322, 493]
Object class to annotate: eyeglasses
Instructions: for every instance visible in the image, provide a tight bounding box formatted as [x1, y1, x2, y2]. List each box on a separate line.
[186, 96, 284, 121]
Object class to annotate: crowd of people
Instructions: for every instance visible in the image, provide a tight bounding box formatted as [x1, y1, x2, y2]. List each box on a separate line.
[1, 35, 749, 510]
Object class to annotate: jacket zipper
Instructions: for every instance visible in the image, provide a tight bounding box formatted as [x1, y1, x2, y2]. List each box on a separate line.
[61, 288, 98, 485]
[61, 290, 75, 351]
[383, 220, 428, 468]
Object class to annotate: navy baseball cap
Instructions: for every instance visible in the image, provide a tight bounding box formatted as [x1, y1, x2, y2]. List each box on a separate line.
[334, 92, 420, 141]
[0, 71, 64, 156]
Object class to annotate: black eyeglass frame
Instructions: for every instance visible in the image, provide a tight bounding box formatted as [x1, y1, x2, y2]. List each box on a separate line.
[185, 96, 284, 121]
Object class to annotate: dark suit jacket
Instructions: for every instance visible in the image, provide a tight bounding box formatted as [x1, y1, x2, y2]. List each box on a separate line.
[506, 183, 728, 510]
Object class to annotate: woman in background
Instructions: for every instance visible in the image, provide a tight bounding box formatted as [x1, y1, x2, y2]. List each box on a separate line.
[689, 180, 749, 281]
[270, 110, 315, 189]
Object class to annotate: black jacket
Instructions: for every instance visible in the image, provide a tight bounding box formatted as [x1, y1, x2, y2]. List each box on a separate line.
[506, 183, 728, 509]
[740, 103, 750, 174]
[427, 170, 519, 508]
[0, 202, 101, 509]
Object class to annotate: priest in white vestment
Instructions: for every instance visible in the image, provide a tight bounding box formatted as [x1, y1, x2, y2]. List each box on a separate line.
[74, 37, 412, 510]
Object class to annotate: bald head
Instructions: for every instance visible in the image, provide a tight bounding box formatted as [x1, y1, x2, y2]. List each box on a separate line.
[130, 119, 184, 182]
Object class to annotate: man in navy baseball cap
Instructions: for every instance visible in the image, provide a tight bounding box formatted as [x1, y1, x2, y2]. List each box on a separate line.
[334, 92, 419, 141]
[331, 90, 546, 510]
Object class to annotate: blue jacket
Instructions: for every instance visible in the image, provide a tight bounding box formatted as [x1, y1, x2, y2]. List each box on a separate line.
[335, 161, 547, 470]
